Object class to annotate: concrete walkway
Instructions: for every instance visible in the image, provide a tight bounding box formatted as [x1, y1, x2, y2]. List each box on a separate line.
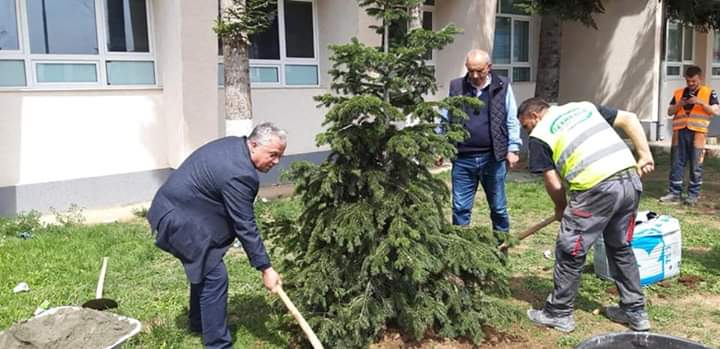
[650, 139, 720, 158]
[41, 184, 297, 225]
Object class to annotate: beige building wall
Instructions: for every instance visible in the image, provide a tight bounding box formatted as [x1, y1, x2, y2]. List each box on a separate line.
[154, 0, 221, 168]
[435, 0, 497, 94]
[0, 91, 166, 188]
[559, 0, 661, 122]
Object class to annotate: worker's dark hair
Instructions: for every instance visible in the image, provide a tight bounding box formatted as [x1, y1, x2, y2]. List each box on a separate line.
[685, 65, 702, 78]
[517, 97, 550, 118]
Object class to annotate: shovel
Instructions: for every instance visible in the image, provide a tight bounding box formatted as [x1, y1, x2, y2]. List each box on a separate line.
[276, 285, 324, 349]
[82, 257, 118, 310]
[498, 215, 557, 251]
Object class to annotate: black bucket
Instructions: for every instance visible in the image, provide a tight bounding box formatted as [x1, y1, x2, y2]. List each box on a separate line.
[575, 332, 713, 349]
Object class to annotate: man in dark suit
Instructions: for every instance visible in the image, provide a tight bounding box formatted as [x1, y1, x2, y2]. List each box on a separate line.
[147, 122, 286, 349]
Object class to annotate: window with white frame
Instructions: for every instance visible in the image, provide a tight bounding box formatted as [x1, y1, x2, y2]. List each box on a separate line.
[0, 0, 156, 88]
[493, 0, 531, 82]
[665, 21, 694, 78]
[422, 0, 435, 65]
[218, 0, 319, 87]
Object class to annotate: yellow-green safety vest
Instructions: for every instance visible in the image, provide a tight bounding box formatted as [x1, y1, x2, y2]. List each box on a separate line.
[530, 102, 636, 191]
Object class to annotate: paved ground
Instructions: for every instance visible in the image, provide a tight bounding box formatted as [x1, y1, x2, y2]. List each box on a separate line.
[650, 139, 720, 158]
[41, 184, 297, 225]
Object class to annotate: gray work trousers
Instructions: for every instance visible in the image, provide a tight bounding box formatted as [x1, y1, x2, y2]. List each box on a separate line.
[544, 169, 646, 317]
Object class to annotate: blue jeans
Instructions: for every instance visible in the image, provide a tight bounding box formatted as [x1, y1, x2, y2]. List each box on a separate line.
[451, 153, 509, 232]
[189, 261, 233, 349]
[668, 128, 705, 199]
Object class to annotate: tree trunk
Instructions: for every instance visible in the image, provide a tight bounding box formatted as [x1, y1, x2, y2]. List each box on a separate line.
[534, 15, 562, 102]
[222, 0, 253, 122]
[409, 4, 422, 30]
[224, 39, 253, 120]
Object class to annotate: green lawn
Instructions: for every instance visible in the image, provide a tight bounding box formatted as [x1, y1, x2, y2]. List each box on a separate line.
[1, 148, 718, 348]
[0, 221, 289, 348]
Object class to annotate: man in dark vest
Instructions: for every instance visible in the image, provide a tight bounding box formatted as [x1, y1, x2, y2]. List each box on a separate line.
[147, 123, 286, 349]
[446, 49, 522, 234]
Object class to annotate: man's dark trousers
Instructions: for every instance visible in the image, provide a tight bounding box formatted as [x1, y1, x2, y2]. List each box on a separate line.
[544, 170, 645, 317]
[189, 261, 233, 349]
[668, 128, 705, 199]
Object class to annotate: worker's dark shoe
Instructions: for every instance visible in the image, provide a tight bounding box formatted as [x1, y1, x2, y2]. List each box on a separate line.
[684, 196, 699, 206]
[527, 309, 576, 333]
[659, 193, 682, 203]
[604, 306, 651, 331]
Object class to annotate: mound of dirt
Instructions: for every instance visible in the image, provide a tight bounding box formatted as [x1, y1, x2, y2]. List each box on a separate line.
[0, 307, 136, 349]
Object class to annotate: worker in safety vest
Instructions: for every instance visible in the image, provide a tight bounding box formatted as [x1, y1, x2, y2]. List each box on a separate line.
[518, 98, 655, 333]
[660, 65, 719, 206]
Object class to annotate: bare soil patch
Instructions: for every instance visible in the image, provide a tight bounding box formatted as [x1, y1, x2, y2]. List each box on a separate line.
[370, 326, 527, 349]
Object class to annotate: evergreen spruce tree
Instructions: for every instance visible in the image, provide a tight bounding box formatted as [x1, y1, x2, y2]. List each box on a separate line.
[266, 1, 517, 347]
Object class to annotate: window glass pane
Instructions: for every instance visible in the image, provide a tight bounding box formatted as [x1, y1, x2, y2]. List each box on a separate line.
[249, 9, 279, 59]
[37, 63, 97, 82]
[251, 66, 279, 83]
[500, 0, 529, 15]
[712, 67, 720, 76]
[106, 0, 149, 52]
[422, 11, 432, 30]
[683, 26, 693, 61]
[388, 17, 406, 47]
[284, 0, 314, 58]
[424, 0, 434, 5]
[513, 20, 529, 62]
[106, 61, 154, 85]
[666, 65, 680, 76]
[666, 23, 681, 62]
[0, 60, 25, 86]
[27, 0, 98, 54]
[218, 62, 224, 86]
[493, 68, 509, 78]
[493, 17, 511, 64]
[285, 64, 317, 85]
[422, 11, 433, 60]
[714, 31, 720, 63]
[217, 1, 223, 55]
[513, 67, 530, 81]
[0, 0, 19, 50]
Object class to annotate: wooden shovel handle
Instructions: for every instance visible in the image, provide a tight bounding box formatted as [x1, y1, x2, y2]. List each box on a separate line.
[96, 257, 108, 299]
[499, 215, 557, 250]
[277, 286, 324, 349]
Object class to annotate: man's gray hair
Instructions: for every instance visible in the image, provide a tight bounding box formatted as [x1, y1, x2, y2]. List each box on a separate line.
[248, 122, 287, 145]
[465, 49, 490, 65]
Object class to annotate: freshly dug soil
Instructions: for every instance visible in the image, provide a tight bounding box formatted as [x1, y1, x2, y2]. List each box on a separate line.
[0, 307, 136, 349]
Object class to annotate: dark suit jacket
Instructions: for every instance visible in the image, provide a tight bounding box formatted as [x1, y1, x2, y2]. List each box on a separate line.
[147, 136, 271, 283]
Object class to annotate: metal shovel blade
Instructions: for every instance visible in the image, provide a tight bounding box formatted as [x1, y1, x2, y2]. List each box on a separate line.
[82, 298, 118, 310]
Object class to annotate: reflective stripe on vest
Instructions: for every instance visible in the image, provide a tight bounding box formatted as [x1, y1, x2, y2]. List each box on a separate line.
[530, 102, 636, 191]
[673, 86, 712, 133]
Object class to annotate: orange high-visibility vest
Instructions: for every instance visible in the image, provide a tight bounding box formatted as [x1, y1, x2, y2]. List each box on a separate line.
[672, 86, 713, 133]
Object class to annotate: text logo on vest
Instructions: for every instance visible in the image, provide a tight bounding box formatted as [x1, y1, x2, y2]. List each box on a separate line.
[550, 109, 592, 134]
